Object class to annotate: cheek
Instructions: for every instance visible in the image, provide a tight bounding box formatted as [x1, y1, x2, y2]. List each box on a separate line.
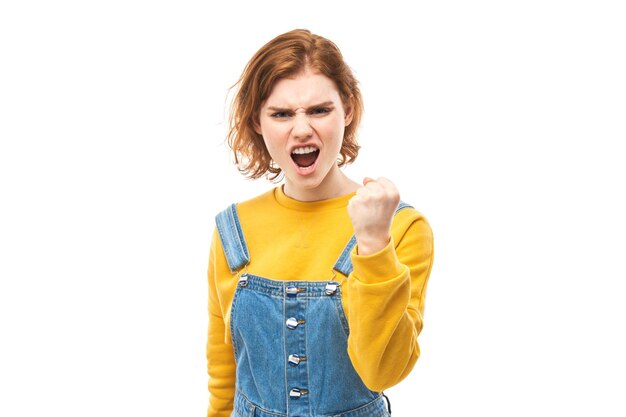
[261, 132, 286, 159]
[262, 137, 279, 155]
[324, 122, 346, 147]
[261, 123, 288, 140]
[314, 118, 344, 139]
[260, 126, 280, 145]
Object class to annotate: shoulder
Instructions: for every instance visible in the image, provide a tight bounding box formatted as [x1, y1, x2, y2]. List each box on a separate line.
[215, 188, 277, 222]
[391, 203, 433, 248]
[213, 190, 278, 273]
[393, 203, 430, 229]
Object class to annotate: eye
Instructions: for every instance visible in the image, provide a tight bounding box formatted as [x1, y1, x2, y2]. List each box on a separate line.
[270, 111, 291, 118]
[310, 107, 332, 115]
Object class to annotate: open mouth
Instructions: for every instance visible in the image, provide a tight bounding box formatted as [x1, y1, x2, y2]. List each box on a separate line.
[291, 146, 320, 168]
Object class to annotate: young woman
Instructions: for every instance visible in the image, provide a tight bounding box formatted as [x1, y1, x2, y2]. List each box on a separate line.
[207, 29, 434, 417]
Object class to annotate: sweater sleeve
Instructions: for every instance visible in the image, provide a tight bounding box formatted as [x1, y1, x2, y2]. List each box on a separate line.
[346, 211, 434, 392]
[207, 228, 236, 417]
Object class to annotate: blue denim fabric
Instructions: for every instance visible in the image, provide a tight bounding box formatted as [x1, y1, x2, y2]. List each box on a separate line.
[216, 203, 251, 273]
[215, 202, 411, 416]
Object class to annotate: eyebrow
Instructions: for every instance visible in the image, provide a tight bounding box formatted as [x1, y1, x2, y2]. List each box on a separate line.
[266, 101, 335, 112]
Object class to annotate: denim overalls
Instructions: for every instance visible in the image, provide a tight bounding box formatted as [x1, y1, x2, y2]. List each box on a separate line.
[215, 202, 412, 417]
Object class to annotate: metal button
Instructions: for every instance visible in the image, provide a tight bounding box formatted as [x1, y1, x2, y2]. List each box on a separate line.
[238, 274, 249, 287]
[286, 285, 299, 297]
[286, 317, 304, 329]
[289, 388, 308, 399]
[324, 282, 338, 295]
[288, 354, 306, 366]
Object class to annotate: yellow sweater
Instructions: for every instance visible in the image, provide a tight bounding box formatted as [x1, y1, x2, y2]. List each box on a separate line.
[207, 186, 434, 417]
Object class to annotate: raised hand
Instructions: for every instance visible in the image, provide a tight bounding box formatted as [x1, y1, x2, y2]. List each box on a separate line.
[347, 177, 401, 256]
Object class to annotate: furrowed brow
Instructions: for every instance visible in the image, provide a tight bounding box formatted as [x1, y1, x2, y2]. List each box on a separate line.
[266, 101, 335, 112]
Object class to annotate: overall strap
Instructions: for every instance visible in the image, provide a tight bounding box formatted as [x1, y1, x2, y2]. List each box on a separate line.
[333, 201, 413, 277]
[215, 203, 250, 273]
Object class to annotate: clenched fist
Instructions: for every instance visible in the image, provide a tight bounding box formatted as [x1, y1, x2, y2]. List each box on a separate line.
[347, 177, 401, 256]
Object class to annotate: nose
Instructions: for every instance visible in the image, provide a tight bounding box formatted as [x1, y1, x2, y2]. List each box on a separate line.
[292, 112, 313, 139]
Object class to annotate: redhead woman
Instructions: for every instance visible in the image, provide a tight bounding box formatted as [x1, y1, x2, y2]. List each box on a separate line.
[207, 29, 434, 417]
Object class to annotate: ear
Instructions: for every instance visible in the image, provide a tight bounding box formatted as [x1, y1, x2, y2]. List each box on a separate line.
[343, 96, 354, 126]
[252, 116, 262, 135]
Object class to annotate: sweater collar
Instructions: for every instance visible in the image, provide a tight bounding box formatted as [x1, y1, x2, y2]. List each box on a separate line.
[273, 185, 355, 212]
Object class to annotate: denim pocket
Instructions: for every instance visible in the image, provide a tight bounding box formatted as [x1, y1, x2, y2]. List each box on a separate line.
[331, 296, 350, 337]
[229, 285, 244, 359]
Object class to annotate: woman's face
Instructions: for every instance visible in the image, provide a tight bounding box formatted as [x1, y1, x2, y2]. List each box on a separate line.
[256, 68, 353, 200]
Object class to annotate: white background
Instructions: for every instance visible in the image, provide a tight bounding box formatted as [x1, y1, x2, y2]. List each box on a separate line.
[1, 1, 625, 416]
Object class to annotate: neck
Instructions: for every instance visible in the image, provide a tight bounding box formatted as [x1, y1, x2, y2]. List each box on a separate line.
[283, 166, 359, 202]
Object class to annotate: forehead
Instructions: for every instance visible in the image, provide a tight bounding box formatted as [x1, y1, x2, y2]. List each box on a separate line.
[263, 70, 343, 108]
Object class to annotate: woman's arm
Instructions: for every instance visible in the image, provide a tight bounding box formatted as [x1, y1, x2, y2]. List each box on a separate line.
[346, 211, 434, 391]
[207, 229, 237, 417]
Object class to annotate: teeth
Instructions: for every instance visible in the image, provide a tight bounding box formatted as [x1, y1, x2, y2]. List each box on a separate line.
[292, 146, 318, 155]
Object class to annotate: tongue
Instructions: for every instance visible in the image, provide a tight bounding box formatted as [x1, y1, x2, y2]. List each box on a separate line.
[292, 150, 319, 168]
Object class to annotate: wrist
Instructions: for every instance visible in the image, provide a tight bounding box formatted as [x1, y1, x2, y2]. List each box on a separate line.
[355, 234, 390, 256]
